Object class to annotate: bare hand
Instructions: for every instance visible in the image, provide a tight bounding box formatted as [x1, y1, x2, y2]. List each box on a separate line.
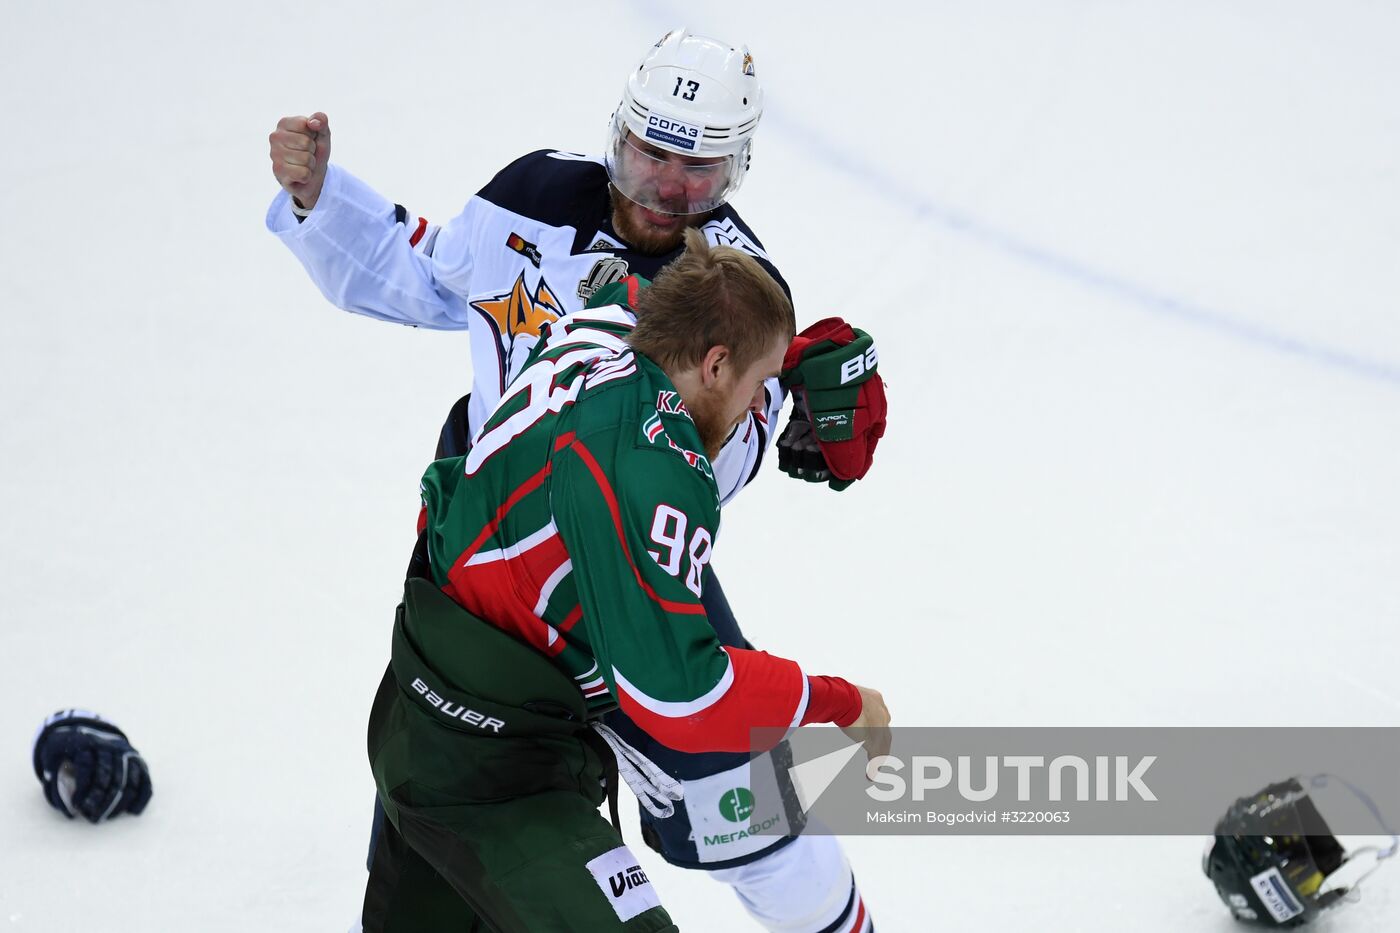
[269, 112, 331, 210]
[839, 684, 891, 769]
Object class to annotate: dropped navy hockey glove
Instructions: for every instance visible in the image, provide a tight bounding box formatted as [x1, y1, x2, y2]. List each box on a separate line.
[778, 318, 887, 491]
[32, 710, 152, 823]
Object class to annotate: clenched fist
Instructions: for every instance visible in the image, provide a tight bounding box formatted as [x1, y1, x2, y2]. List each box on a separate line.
[269, 112, 332, 210]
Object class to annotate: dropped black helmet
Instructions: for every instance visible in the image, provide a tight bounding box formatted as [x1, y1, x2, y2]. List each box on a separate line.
[1203, 777, 1390, 926]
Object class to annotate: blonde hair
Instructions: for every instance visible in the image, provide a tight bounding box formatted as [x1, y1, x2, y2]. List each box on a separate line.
[628, 227, 795, 373]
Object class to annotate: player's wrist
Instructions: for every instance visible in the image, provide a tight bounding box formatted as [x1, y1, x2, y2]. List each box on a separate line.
[802, 674, 863, 727]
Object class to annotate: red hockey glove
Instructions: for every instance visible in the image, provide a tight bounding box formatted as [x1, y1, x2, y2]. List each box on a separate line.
[778, 318, 887, 491]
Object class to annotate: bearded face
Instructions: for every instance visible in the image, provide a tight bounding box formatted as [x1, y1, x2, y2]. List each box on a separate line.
[609, 186, 711, 255]
[685, 389, 739, 462]
[680, 337, 789, 461]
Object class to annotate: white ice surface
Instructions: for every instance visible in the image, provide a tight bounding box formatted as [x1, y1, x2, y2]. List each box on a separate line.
[2, 1, 1398, 930]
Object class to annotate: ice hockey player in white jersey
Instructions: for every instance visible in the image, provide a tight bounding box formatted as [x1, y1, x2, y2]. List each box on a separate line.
[268, 28, 884, 933]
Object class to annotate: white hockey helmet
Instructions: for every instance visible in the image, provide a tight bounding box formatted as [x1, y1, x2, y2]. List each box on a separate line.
[605, 28, 764, 215]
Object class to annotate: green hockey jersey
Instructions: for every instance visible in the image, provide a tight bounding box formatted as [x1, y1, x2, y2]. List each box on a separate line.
[418, 307, 857, 753]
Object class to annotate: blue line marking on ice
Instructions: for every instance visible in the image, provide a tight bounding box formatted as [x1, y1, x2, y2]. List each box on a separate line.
[625, 2, 1400, 388]
[765, 111, 1400, 389]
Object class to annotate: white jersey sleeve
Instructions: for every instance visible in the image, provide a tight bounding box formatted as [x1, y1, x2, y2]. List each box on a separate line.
[264, 164, 474, 331]
[268, 152, 787, 505]
[265, 165, 520, 434]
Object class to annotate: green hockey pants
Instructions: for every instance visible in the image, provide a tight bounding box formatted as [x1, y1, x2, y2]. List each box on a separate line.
[361, 579, 678, 933]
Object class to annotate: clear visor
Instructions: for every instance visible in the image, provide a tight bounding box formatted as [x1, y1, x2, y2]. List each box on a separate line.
[604, 112, 741, 215]
[1301, 774, 1400, 903]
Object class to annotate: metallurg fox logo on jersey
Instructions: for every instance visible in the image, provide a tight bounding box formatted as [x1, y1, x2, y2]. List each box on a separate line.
[470, 272, 563, 343]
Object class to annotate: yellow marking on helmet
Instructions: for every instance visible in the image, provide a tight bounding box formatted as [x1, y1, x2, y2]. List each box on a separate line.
[1295, 870, 1325, 897]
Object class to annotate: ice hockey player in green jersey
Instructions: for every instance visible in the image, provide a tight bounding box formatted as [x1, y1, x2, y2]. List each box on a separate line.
[364, 228, 891, 932]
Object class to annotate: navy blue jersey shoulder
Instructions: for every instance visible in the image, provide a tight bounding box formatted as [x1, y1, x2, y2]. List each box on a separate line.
[475, 150, 610, 230]
[710, 207, 791, 303]
[476, 149, 792, 305]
